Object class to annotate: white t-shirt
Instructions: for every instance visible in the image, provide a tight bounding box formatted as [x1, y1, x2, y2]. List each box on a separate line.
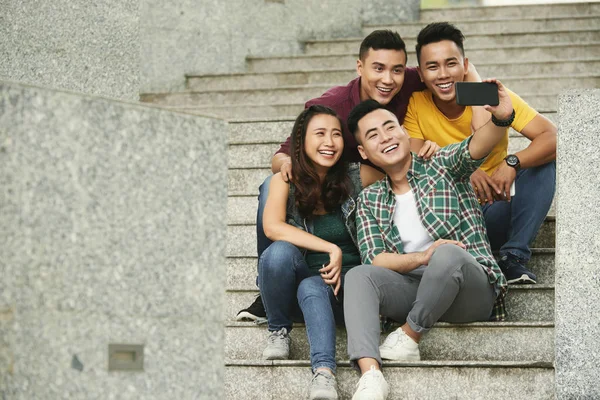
[393, 189, 434, 253]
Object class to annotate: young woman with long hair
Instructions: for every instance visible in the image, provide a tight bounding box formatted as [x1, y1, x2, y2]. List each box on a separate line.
[258, 105, 384, 400]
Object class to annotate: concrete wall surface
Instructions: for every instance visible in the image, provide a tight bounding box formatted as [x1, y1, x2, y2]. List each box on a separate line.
[556, 89, 600, 399]
[0, 81, 227, 399]
[0, 0, 140, 100]
[140, 0, 420, 93]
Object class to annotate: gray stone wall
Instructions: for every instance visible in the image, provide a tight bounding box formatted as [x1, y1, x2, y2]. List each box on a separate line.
[0, 81, 227, 399]
[140, 0, 420, 93]
[0, 0, 140, 100]
[1, 0, 419, 97]
[556, 89, 600, 399]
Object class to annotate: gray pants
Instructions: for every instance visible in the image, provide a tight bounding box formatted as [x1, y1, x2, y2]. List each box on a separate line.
[344, 244, 497, 366]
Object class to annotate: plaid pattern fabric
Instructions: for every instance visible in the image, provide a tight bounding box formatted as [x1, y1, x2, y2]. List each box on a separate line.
[356, 138, 507, 321]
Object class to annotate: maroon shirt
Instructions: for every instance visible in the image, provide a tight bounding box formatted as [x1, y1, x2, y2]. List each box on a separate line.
[275, 68, 425, 166]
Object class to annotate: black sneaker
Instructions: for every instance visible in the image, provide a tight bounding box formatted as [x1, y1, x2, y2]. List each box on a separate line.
[236, 294, 267, 321]
[499, 254, 537, 284]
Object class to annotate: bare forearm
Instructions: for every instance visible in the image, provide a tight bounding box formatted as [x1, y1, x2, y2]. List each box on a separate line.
[271, 153, 291, 174]
[515, 132, 557, 168]
[371, 252, 424, 273]
[264, 221, 337, 254]
[469, 119, 508, 160]
[471, 106, 491, 132]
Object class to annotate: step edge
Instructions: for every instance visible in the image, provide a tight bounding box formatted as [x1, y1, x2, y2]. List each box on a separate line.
[225, 359, 554, 368]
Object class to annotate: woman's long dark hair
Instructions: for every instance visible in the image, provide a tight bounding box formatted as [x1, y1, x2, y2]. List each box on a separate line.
[290, 105, 352, 218]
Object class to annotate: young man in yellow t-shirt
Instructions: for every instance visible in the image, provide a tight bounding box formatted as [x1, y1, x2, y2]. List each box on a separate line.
[404, 22, 556, 285]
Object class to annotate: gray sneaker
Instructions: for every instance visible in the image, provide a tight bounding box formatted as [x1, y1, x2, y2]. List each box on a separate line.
[262, 327, 290, 360]
[308, 370, 338, 400]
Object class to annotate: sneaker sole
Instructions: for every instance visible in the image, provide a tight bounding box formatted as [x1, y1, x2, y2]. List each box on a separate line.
[379, 349, 421, 361]
[309, 390, 339, 400]
[236, 311, 261, 321]
[507, 274, 537, 285]
[262, 352, 289, 360]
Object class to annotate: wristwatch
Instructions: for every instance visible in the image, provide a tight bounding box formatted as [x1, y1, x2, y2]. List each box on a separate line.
[505, 154, 521, 171]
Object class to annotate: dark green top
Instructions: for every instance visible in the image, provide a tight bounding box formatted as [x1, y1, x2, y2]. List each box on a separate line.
[305, 210, 361, 274]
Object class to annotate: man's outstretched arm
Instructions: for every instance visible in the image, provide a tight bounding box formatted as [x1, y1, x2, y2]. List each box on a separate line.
[468, 79, 514, 160]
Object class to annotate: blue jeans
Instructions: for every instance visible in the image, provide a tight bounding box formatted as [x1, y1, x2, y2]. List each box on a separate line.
[481, 161, 556, 262]
[256, 175, 273, 260]
[258, 241, 344, 373]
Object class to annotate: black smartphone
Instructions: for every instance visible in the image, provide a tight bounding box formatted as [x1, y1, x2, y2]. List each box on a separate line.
[455, 82, 499, 106]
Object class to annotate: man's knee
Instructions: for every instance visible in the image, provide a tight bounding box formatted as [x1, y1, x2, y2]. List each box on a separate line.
[344, 265, 378, 291]
[428, 244, 471, 277]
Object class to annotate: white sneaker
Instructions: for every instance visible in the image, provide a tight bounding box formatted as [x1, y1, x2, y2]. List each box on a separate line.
[379, 327, 420, 361]
[352, 366, 389, 400]
[262, 327, 290, 360]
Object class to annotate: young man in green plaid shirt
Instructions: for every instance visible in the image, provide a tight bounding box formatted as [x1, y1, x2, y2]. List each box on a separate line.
[344, 79, 512, 400]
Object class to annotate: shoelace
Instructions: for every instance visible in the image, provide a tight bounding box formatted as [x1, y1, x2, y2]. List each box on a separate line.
[267, 328, 288, 344]
[312, 371, 335, 388]
[356, 366, 379, 392]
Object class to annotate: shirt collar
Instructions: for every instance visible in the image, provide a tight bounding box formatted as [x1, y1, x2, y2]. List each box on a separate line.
[407, 152, 424, 181]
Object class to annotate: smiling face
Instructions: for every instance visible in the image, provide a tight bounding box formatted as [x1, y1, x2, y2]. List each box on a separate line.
[303, 113, 344, 174]
[357, 48, 406, 105]
[417, 40, 468, 108]
[355, 108, 411, 170]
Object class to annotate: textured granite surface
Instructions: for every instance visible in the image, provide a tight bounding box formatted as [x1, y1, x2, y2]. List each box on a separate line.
[0, 0, 139, 100]
[140, 0, 420, 93]
[226, 364, 554, 399]
[0, 81, 227, 398]
[225, 323, 554, 362]
[556, 89, 600, 399]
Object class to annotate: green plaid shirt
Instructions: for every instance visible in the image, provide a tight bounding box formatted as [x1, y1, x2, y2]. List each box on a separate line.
[356, 138, 507, 321]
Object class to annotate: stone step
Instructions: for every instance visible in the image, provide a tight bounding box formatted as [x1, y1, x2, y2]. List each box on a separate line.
[174, 93, 559, 120]
[226, 135, 546, 169]
[305, 29, 600, 55]
[417, 2, 600, 21]
[149, 75, 593, 107]
[363, 15, 600, 37]
[226, 361, 554, 400]
[227, 112, 558, 141]
[226, 321, 554, 362]
[227, 285, 555, 323]
[227, 218, 555, 254]
[226, 249, 556, 291]
[187, 60, 600, 91]
[247, 43, 600, 73]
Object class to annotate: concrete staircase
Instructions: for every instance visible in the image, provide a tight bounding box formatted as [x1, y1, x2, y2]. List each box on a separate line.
[141, 2, 600, 398]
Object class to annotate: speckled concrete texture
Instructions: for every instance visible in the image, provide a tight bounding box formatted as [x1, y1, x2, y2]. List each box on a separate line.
[556, 89, 600, 399]
[225, 322, 554, 362]
[0, 81, 227, 398]
[225, 364, 554, 399]
[140, 0, 419, 93]
[0, 0, 139, 100]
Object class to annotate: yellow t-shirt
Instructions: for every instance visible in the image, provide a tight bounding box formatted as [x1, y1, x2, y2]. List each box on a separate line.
[403, 89, 538, 175]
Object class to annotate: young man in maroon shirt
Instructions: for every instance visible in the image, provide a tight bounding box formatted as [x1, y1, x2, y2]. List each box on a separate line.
[236, 30, 477, 322]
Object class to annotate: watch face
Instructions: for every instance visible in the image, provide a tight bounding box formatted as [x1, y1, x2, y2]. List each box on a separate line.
[506, 155, 519, 166]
